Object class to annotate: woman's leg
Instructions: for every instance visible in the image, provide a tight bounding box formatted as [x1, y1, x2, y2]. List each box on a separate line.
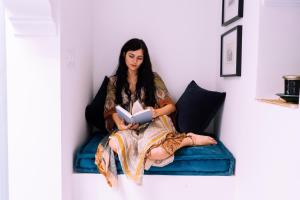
[184, 133, 217, 146]
[147, 133, 217, 161]
[109, 138, 118, 153]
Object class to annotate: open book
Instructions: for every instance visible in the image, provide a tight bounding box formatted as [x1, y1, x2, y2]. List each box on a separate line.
[116, 101, 152, 124]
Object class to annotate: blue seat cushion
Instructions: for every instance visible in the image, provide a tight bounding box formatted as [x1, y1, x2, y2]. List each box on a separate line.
[74, 133, 235, 175]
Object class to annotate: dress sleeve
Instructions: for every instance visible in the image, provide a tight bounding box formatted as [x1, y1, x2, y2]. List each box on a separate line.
[103, 76, 117, 132]
[154, 72, 175, 108]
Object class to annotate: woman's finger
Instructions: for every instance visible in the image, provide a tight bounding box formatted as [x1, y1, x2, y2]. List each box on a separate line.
[131, 123, 139, 130]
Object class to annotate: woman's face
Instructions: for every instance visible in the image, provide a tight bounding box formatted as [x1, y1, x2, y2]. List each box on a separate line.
[124, 49, 144, 73]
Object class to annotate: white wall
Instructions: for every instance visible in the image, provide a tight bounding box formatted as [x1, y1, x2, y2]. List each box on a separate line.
[92, 0, 220, 100]
[217, 1, 300, 200]
[0, 1, 8, 200]
[72, 174, 235, 200]
[256, 4, 300, 98]
[5, 1, 300, 200]
[60, 0, 93, 200]
[5, 16, 61, 200]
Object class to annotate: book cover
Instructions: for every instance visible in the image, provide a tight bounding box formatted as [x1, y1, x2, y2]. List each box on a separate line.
[116, 101, 152, 124]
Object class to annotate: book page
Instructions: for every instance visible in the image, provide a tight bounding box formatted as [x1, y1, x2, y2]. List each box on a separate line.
[132, 108, 152, 124]
[116, 105, 133, 124]
[132, 100, 144, 114]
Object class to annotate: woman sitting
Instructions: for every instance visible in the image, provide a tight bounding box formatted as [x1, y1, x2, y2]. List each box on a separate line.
[95, 38, 217, 187]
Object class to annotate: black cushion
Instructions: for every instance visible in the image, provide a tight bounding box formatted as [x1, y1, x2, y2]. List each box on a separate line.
[85, 76, 109, 132]
[175, 80, 226, 136]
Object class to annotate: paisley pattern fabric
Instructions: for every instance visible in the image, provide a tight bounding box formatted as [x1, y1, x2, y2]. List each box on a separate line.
[95, 73, 186, 186]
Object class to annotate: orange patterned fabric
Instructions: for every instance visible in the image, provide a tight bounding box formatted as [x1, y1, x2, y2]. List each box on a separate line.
[161, 132, 187, 155]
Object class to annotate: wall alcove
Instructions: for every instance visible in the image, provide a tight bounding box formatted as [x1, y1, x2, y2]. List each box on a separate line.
[3, 0, 300, 200]
[256, 0, 300, 108]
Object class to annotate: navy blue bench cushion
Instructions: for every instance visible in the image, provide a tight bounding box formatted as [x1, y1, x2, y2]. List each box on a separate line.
[75, 133, 235, 176]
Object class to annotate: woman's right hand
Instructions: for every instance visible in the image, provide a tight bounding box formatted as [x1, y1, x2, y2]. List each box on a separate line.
[112, 113, 139, 131]
[113, 113, 128, 130]
[115, 119, 127, 130]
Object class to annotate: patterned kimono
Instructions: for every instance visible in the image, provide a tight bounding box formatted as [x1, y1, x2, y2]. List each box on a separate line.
[95, 72, 186, 186]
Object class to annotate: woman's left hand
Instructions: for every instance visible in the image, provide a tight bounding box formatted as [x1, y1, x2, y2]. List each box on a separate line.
[128, 123, 139, 130]
[150, 107, 158, 119]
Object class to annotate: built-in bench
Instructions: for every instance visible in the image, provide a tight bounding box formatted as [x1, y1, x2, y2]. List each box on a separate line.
[77, 78, 235, 176]
[74, 132, 235, 176]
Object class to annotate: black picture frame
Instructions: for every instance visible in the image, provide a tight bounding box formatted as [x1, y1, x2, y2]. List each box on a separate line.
[220, 25, 242, 77]
[222, 0, 244, 26]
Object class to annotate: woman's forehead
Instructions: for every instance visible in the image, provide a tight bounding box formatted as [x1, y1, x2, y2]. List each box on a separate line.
[127, 49, 144, 56]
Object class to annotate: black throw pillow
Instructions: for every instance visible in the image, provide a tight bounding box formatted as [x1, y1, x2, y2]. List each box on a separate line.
[175, 80, 226, 136]
[85, 76, 109, 132]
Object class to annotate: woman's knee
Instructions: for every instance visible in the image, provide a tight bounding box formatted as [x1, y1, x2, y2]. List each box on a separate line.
[148, 147, 168, 160]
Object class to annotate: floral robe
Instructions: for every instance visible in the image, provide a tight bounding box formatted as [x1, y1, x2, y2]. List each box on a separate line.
[95, 73, 186, 186]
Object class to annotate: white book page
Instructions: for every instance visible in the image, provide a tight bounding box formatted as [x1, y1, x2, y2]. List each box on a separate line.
[116, 105, 133, 123]
[132, 108, 152, 124]
[132, 100, 144, 114]
[134, 108, 151, 116]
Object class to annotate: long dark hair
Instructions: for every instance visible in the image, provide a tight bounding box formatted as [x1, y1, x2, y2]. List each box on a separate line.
[115, 38, 156, 107]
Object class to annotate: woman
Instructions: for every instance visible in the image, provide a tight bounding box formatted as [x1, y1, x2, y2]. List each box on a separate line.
[95, 38, 217, 187]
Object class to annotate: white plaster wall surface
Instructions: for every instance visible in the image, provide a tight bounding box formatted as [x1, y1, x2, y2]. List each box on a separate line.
[4, 0, 53, 18]
[217, 0, 300, 200]
[92, 0, 220, 100]
[4, 0, 57, 37]
[72, 174, 235, 200]
[256, 5, 300, 98]
[60, 0, 93, 200]
[253, 103, 300, 200]
[217, 1, 262, 199]
[5, 18, 61, 200]
[0, 1, 8, 199]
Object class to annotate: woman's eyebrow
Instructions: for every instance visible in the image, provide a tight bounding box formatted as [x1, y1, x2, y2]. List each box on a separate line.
[128, 53, 143, 58]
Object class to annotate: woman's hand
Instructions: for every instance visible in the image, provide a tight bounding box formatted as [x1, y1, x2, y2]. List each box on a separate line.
[150, 107, 158, 119]
[129, 123, 139, 130]
[112, 113, 139, 131]
[150, 104, 176, 119]
[115, 119, 128, 131]
[116, 119, 139, 131]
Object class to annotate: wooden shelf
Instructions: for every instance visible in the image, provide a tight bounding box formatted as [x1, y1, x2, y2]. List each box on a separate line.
[257, 98, 299, 109]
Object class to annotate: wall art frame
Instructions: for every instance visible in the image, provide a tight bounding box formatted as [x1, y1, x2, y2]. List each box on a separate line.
[220, 25, 242, 77]
[222, 0, 244, 26]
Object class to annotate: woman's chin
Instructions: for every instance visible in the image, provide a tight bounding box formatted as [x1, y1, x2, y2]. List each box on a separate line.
[128, 67, 139, 72]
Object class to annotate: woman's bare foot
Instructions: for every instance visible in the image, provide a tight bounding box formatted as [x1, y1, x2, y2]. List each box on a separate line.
[187, 133, 217, 146]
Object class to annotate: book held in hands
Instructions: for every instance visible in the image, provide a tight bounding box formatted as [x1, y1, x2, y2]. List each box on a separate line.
[116, 101, 153, 124]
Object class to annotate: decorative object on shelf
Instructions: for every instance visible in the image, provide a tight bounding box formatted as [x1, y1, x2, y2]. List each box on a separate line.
[276, 75, 300, 104]
[222, 0, 244, 26]
[276, 94, 299, 104]
[220, 25, 242, 77]
[283, 75, 300, 95]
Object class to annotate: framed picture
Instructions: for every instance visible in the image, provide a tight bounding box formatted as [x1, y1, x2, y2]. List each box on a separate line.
[220, 25, 242, 77]
[222, 0, 244, 26]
